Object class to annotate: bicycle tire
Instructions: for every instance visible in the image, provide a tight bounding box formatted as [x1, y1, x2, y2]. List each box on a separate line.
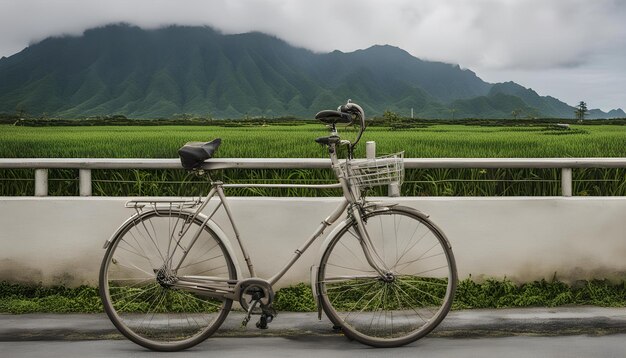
[99, 209, 236, 351]
[317, 206, 457, 347]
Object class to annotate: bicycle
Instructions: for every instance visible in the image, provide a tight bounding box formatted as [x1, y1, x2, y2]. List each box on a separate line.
[99, 100, 458, 351]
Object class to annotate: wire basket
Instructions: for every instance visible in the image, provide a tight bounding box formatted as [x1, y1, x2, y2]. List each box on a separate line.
[337, 152, 404, 188]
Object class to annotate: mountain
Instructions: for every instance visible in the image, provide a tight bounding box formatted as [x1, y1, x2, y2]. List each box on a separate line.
[588, 108, 626, 119]
[0, 24, 622, 119]
[487, 82, 574, 117]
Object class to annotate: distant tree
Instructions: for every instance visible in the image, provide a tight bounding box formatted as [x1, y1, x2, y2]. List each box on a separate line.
[449, 108, 457, 120]
[15, 105, 27, 119]
[382, 110, 401, 123]
[511, 109, 522, 119]
[173, 113, 194, 120]
[575, 101, 588, 120]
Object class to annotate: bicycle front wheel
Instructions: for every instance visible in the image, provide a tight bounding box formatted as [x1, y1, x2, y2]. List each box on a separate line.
[99, 210, 236, 351]
[317, 207, 457, 347]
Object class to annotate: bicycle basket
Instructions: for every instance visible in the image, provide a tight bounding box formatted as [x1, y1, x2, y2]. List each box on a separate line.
[337, 152, 404, 188]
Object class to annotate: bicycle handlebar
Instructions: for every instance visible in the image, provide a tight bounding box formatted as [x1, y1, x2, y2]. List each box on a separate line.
[315, 100, 366, 157]
[340, 100, 366, 149]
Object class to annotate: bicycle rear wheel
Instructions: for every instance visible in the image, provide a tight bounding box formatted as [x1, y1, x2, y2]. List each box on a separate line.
[317, 206, 457, 347]
[99, 209, 236, 351]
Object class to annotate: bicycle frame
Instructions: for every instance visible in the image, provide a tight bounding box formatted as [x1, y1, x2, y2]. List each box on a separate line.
[100, 101, 457, 350]
[157, 141, 391, 302]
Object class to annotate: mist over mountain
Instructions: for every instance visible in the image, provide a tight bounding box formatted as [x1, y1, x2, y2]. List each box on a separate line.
[0, 24, 622, 119]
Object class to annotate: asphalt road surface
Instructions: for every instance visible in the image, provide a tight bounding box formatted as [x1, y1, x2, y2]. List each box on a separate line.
[2, 335, 626, 358]
[3, 308, 626, 357]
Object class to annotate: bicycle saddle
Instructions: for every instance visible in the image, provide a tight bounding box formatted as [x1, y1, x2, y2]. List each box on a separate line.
[178, 138, 221, 170]
[315, 110, 353, 125]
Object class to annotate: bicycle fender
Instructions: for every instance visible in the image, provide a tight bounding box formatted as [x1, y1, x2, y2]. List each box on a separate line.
[102, 209, 242, 281]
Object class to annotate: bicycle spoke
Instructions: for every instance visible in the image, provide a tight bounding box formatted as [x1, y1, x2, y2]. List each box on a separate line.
[136, 217, 166, 263]
[396, 275, 448, 287]
[325, 262, 376, 273]
[395, 279, 440, 314]
[111, 258, 156, 278]
[178, 247, 221, 271]
[393, 228, 430, 269]
[392, 281, 430, 322]
[395, 251, 445, 270]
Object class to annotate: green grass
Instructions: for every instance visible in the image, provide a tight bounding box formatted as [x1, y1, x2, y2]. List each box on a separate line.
[0, 283, 101, 313]
[1, 123, 625, 196]
[2, 279, 625, 314]
[452, 277, 626, 309]
[3, 123, 626, 158]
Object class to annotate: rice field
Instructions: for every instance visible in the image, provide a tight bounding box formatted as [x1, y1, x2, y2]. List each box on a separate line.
[0, 123, 625, 196]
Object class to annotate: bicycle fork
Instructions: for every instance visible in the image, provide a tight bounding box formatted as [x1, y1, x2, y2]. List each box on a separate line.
[350, 206, 392, 280]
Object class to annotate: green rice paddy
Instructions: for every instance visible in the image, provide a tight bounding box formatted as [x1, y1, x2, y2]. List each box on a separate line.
[1, 123, 625, 196]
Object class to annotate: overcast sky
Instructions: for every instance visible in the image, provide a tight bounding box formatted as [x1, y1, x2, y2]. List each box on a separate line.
[1, 0, 625, 110]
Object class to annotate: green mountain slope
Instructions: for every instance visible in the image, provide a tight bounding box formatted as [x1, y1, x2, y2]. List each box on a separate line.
[0, 24, 622, 119]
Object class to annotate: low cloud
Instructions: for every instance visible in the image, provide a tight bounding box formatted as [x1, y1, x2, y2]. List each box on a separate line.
[0, 0, 624, 108]
[1, 0, 624, 69]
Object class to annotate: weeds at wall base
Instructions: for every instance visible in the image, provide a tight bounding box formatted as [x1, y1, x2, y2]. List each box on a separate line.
[1, 278, 625, 314]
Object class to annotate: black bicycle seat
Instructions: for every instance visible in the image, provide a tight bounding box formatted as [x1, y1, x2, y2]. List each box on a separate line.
[315, 110, 353, 125]
[178, 138, 221, 170]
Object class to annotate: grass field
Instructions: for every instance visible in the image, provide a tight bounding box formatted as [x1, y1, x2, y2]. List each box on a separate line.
[1, 123, 625, 196]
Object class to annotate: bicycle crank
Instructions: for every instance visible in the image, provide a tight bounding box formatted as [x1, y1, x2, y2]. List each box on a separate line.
[241, 298, 277, 329]
[238, 280, 277, 329]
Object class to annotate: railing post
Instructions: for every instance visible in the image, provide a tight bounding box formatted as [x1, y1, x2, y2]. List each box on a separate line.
[366, 141, 376, 159]
[34, 169, 48, 196]
[365, 141, 401, 197]
[388, 182, 401, 197]
[79, 169, 92, 196]
[561, 168, 572, 197]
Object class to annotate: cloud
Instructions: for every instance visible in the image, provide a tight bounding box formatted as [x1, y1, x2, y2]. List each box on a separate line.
[0, 0, 624, 108]
[1, 0, 624, 69]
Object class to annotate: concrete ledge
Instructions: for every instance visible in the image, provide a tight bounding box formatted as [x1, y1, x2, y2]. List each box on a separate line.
[1, 196, 626, 286]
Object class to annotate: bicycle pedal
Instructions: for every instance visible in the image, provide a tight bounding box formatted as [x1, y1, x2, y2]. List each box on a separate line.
[255, 313, 273, 329]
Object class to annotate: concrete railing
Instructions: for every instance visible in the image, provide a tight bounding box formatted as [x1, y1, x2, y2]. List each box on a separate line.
[1, 157, 626, 197]
[2, 154, 626, 286]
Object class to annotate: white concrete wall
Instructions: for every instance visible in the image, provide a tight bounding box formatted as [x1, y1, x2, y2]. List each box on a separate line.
[1, 196, 625, 287]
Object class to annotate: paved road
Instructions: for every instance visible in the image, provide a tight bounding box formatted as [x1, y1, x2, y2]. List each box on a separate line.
[2, 308, 626, 357]
[2, 335, 625, 358]
[3, 307, 626, 340]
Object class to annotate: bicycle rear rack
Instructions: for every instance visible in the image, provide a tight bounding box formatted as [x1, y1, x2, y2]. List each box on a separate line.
[125, 198, 202, 210]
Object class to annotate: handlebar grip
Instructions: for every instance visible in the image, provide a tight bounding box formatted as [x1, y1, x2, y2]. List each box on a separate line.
[339, 104, 361, 119]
